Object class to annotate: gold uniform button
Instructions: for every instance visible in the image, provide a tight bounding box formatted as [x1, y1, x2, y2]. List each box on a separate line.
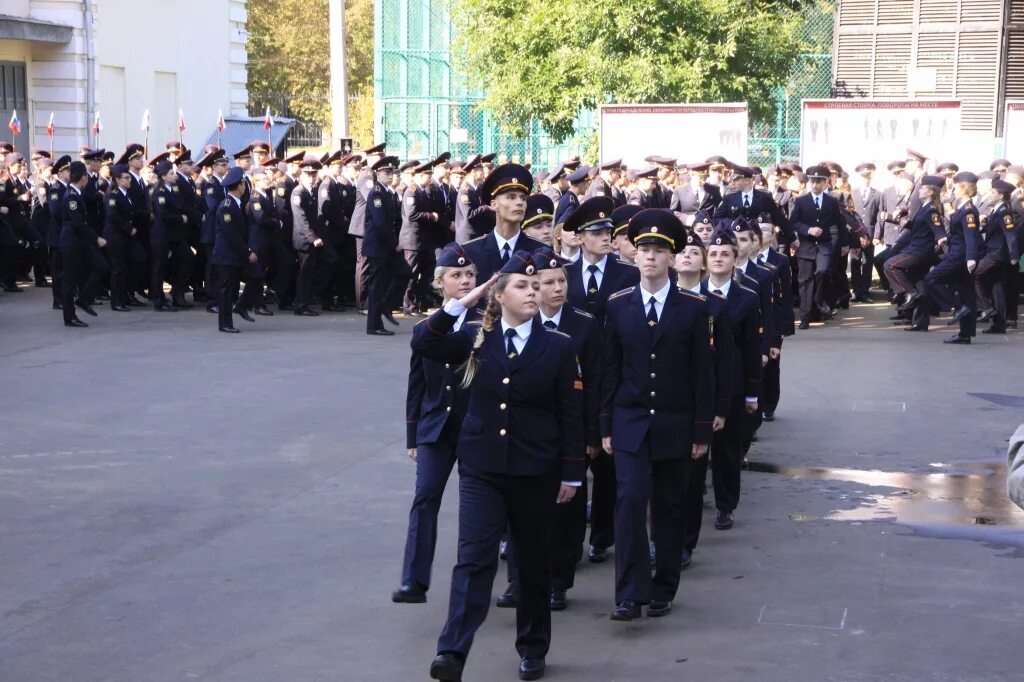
[650, 353, 656, 360]
[650, 391, 656, 397]
[445, 363, 450, 369]
[445, 385, 452, 391]
[650, 373, 656, 378]
[500, 403, 507, 410]
[499, 429, 507, 436]
[446, 406, 451, 412]
[502, 377, 510, 384]
[649, 409, 655, 415]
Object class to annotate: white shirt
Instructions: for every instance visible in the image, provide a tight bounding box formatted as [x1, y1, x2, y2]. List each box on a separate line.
[810, 192, 823, 208]
[500, 317, 532, 355]
[757, 247, 771, 264]
[452, 308, 468, 332]
[639, 279, 671, 319]
[581, 254, 608, 292]
[706, 277, 732, 298]
[494, 230, 521, 257]
[442, 299, 471, 331]
[560, 247, 581, 263]
[539, 307, 563, 328]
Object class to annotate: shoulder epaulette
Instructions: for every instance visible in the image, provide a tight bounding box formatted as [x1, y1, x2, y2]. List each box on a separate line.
[608, 286, 634, 301]
[572, 307, 594, 319]
[618, 260, 638, 267]
[463, 234, 488, 245]
[545, 327, 571, 339]
[413, 317, 429, 327]
[757, 261, 777, 272]
[677, 288, 706, 301]
[736, 282, 757, 295]
[465, 320, 483, 326]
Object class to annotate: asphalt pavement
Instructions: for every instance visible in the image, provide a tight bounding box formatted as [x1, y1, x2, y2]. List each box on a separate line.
[1, 286, 1022, 682]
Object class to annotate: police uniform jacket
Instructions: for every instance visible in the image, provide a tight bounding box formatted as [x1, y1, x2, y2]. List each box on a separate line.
[981, 203, 1020, 262]
[58, 187, 90, 249]
[714, 189, 794, 244]
[30, 181, 51, 247]
[407, 308, 482, 448]
[46, 180, 67, 245]
[739, 260, 778, 354]
[461, 231, 546, 282]
[212, 195, 251, 267]
[903, 203, 946, 257]
[363, 182, 399, 259]
[335, 176, 357, 232]
[248, 190, 281, 254]
[548, 305, 602, 449]
[412, 310, 585, 482]
[764, 248, 795, 336]
[126, 173, 151, 236]
[176, 171, 202, 238]
[400, 183, 441, 251]
[202, 175, 226, 246]
[291, 185, 322, 252]
[565, 254, 640, 327]
[701, 278, 762, 405]
[103, 187, 135, 241]
[274, 176, 297, 229]
[81, 175, 104, 235]
[584, 177, 612, 202]
[600, 284, 716, 459]
[348, 170, 374, 239]
[627, 188, 650, 208]
[454, 183, 492, 243]
[790, 191, 845, 260]
[945, 201, 981, 262]
[428, 180, 454, 240]
[151, 183, 189, 243]
[0, 178, 25, 247]
[670, 183, 721, 213]
[317, 176, 348, 242]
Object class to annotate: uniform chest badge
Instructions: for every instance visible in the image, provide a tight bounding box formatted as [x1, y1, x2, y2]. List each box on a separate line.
[460, 194, 469, 204]
[321, 189, 329, 198]
[108, 198, 116, 207]
[254, 202, 262, 211]
[51, 193, 59, 201]
[407, 196, 416, 204]
[157, 196, 166, 205]
[224, 213, 232, 223]
[69, 200, 78, 210]
[39, 188, 46, 196]
[931, 213, 942, 227]
[277, 187, 285, 196]
[206, 187, 214, 195]
[1004, 214, 1015, 228]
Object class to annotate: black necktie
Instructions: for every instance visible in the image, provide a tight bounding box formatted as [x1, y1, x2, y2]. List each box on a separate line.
[713, 288, 723, 297]
[646, 298, 658, 327]
[587, 264, 599, 298]
[815, 196, 821, 211]
[543, 320, 557, 330]
[505, 328, 518, 358]
[743, 194, 750, 209]
[500, 244, 510, 265]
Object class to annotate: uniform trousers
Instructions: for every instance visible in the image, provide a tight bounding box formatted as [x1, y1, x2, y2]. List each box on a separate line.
[884, 250, 930, 296]
[295, 247, 321, 310]
[762, 355, 782, 416]
[873, 245, 894, 291]
[1006, 267, 1020, 322]
[354, 237, 368, 310]
[711, 398, 750, 515]
[365, 252, 410, 332]
[258, 242, 297, 308]
[588, 453, 616, 550]
[202, 244, 219, 303]
[403, 248, 437, 312]
[150, 237, 193, 303]
[797, 250, 831, 320]
[60, 245, 106, 322]
[916, 256, 976, 335]
[49, 247, 63, 304]
[437, 466, 559, 661]
[216, 264, 259, 329]
[683, 451, 711, 552]
[850, 244, 875, 296]
[105, 234, 132, 307]
[613, 438, 691, 605]
[975, 256, 1007, 327]
[506, 476, 588, 592]
[401, 438, 458, 590]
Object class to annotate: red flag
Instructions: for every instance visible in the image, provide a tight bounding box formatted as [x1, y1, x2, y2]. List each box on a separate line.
[263, 106, 273, 131]
[216, 109, 226, 132]
[92, 112, 102, 135]
[46, 112, 55, 138]
[178, 108, 187, 133]
[8, 110, 22, 136]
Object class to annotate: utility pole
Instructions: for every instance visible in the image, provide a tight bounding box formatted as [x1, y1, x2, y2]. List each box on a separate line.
[329, 0, 349, 146]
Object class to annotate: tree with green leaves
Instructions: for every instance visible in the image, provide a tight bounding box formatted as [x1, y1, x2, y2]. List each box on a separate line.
[450, 0, 809, 143]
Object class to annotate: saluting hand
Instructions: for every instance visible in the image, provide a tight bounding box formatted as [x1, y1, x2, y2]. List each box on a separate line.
[458, 274, 499, 309]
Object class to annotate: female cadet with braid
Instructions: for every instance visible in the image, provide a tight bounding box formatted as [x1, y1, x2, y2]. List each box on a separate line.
[415, 247, 584, 682]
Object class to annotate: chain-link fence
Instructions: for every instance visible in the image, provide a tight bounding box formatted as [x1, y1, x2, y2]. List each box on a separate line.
[375, 0, 836, 167]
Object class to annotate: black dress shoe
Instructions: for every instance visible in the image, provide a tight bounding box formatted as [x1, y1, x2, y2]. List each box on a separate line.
[278, 303, 294, 312]
[549, 589, 567, 611]
[944, 334, 971, 345]
[384, 311, 400, 326]
[680, 548, 692, 569]
[234, 307, 255, 323]
[429, 653, 464, 681]
[610, 600, 642, 621]
[648, 600, 673, 617]
[715, 510, 734, 530]
[588, 545, 609, 563]
[905, 325, 928, 332]
[111, 305, 130, 312]
[367, 328, 395, 336]
[52, 301, 63, 310]
[294, 307, 319, 316]
[982, 326, 1006, 335]
[391, 582, 427, 603]
[254, 305, 274, 316]
[64, 318, 88, 328]
[219, 326, 240, 334]
[75, 300, 98, 317]
[1008, 320, 1018, 329]
[519, 657, 546, 681]
[898, 293, 921, 311]
[206, 304, 220, 314]
[496, 584, 519, 608]
[35, 280, 51, 288]
[889, 313, 905, 321]
[763, 411, 775, 422]
[951, 306, 971, 324]
[154, 302, 175, 312]
[977, 309, 994, 322]
[798, 321, 810, 330]
[2, 285, 23, 293]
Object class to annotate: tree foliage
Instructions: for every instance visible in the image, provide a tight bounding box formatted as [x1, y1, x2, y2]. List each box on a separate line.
[247, 0, 374, 143]
[450, 0, 808, 142]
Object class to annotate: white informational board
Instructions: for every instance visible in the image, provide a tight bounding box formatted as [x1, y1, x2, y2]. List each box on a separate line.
[599, 104, 748, 168]
[800, 99, 961, 172]
[1004, 100, 1024, 162]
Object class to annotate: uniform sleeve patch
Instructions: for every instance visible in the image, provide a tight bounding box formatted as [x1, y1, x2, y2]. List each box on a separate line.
[320, 189, 329, 198]
[206, 187, 214, 195]
[254, 202, 262, 211]
[172, 185, 180, 193]
[966, 214, 977, 229]
[224, 213, 232, 223]
[277, 187, 285, 196]
[931, 213, 942, 227]
[373, 198, 382, 207]
[68, 200, 78, 210]
[39, 188, 46, 196]
[108, 198, 116, 207]
[157, 196, 166, 205]
[407, 196, 416, 204]
[51, 193, 59, 201]
[460, 194, 469, 204]
[366, 180, 374, 190]
[1004, 214, 1015, 229]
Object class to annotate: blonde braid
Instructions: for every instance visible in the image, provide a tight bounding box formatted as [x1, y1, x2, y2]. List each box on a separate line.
[552, 224, 564, 255]
[459, 288, 502, 388]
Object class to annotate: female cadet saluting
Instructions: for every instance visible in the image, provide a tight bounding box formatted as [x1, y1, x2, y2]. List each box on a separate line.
[417, 246, 584, 681]
[392, 242, 479, 604]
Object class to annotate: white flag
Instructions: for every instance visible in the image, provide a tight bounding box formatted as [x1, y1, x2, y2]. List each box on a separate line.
[140, 109, 150, 132]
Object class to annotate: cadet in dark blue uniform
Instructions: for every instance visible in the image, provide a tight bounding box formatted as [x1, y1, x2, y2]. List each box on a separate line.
[212, 167, 260, 333]
[713, 165, 793, 245]
[754, 213, 794, 420]
[911, 172, 982, 339]
[562, 196, 640, 564]
[885, 175, 947, 322]
[520, 193, 554, 247]
[401, 158, 445, 315]
[611, 204, 641, 265]
[247, 166, 287, 316]
[791, 166, 847, 328]
[59, 161, 108, 327]
[102, 163, 138, 311]
[393, 243, 479, 605]
[291, 158, 326, 316]
[150, 159, 194, 311]
[46, 155, 71, 309]
[461, 163, 546, 283]
[421, 251, 584, 682]
[601, 209, 715, 621]
[364, 155, 411, 335]
[553, 165, 586, 227]
[974, 179, 1021, 334]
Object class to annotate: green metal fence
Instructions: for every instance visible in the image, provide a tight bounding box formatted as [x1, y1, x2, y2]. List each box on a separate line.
[375, 0, 835, 167]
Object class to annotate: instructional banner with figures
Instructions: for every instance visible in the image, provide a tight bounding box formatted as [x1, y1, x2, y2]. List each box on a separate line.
[599, 104, 748, 169]
[1004, 101, 1024, 162]
[800, 99, 962, 173]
